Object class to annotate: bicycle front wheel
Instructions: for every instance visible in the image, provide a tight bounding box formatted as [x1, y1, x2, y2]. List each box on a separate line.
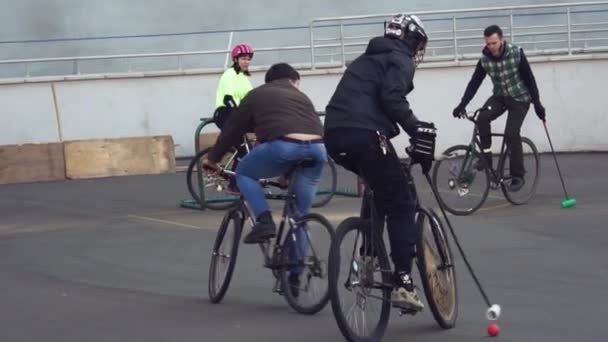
[280, 213, 335, 315]
[208, 208, 244, 303]
[432, 145, 490, 215]
[416, 207, 458, 329]
[500, 137, 540, 205]
[328, 217, 391, 342]
[186, 147, 240, 210]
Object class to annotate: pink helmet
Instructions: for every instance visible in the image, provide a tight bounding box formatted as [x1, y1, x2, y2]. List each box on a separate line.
[231, 44, 254, 62]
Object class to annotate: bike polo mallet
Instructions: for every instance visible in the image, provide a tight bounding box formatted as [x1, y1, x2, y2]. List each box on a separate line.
[422, 171, 502, 335]
[408, 140, 502, 336]
[542, 120, 577, 208]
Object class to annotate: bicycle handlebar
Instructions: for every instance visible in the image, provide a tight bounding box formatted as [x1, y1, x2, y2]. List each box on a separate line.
[462, 106, 491, 123]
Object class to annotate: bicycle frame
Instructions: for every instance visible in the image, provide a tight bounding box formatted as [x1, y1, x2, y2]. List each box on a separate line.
[227, 166, 314, 283]
[456, 113, 514, 187]
[195, 134, 254, 205]
[355, 161, 421, 291]
[355, 160, 455, 292]
[218, 135, 254, 172]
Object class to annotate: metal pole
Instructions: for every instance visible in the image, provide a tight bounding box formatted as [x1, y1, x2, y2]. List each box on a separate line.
[177, 55, 183, 71]
[453, 16, 458, 61]
[510, 9, 515, 42]
[224, 31, 234, 69]
[340, 22, 346, 67]
[310, 22, 316, 70]
[567, 7, 572, 55]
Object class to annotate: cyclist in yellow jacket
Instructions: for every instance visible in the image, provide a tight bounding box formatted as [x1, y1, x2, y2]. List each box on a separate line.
[213, 44, 255, 194]
[214, 44, 255, 128]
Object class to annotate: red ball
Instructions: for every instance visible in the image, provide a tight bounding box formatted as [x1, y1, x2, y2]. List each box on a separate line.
[487, 323, 500, 337]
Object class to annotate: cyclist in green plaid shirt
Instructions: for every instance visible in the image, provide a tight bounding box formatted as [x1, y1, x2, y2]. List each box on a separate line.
[452, 25, 546, 192]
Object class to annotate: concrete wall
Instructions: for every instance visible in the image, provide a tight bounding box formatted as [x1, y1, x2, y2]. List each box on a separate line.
[0, 83, 59, 145]
[1, 1, 601, 78]
[1, 1, 577, 52]
[1, 56, 606, 157]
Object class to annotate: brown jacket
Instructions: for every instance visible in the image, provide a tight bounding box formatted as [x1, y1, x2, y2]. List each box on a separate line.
[208, 79, 323, 162]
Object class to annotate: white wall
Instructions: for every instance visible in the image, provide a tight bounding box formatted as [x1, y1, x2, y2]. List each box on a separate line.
[0, 83, 59, 145]
[1, 56, 606, 157]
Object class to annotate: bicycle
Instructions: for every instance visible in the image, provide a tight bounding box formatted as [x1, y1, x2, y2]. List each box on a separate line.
[187, 128, 338, 210]
[328, 159, 458, 342]
[207, 158, 335, 314]
[431, 106, 540, 215]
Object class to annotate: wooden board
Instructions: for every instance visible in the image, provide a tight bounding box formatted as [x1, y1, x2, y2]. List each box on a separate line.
[0, 143, 66, 185]
[198, 132, 219, 152]
[64, 135, 175, 179]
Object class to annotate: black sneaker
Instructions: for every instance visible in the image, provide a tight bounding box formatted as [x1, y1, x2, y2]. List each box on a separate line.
[509, 177, 525, 192]
[243, 211, 276, 244]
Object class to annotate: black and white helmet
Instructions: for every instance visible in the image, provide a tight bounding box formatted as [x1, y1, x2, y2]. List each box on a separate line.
[384, 13, 428, 65]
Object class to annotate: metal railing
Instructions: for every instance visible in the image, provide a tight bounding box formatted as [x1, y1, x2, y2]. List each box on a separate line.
[1, 1, 608, 79]
[309, 1, 608, 68]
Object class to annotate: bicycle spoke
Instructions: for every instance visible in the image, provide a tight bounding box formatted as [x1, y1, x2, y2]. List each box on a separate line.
[281, 214, 333, 314]
[416, 209, 458, 328]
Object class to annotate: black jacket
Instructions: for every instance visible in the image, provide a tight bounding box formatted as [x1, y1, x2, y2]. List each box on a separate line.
[324, 36, 419, 139]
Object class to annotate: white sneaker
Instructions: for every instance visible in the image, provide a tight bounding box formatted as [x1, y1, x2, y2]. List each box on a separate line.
[391, 287, 424, 311]
[391, 272, 424, 311]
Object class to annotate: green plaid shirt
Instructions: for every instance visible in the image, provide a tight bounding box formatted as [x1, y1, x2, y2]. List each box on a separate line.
[480, 42, 531, 102]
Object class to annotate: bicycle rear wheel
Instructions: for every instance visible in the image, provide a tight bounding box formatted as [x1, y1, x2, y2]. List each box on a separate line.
[432, 145, 490, 215]
[500, 137, 540, 205]
[416, 207, 458, 329]
[280, 213, 334, 315]
[328, 217, 391, 342]
[186, 147, 240, 210]
[208, 208, 244, 303]
[312, 159, 337, 208]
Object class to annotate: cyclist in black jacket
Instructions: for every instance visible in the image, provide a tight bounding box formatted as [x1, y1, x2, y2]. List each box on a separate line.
[324, 13, 436, 312]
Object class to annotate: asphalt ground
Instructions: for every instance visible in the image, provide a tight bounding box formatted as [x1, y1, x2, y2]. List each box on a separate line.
[1, 153, 606, 342]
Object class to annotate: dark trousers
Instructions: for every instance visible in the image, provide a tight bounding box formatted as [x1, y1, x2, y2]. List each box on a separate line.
[325, 127, 419, 274]
[477, 96, 530, 177]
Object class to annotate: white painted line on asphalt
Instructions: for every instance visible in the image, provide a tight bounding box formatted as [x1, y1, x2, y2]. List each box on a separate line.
[127, 214, 216, 230]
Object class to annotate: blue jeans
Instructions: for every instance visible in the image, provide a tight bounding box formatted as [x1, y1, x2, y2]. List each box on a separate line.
[235, 140, 327, 275]
[235, 140, 327, 218]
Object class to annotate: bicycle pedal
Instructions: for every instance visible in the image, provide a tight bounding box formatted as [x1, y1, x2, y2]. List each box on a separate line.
[272, 284, 285, 296]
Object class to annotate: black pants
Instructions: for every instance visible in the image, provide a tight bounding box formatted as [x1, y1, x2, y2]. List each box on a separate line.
[213, 107, 234, 130]
[325, 127, 419, 274]
[477, 96, 530, 177]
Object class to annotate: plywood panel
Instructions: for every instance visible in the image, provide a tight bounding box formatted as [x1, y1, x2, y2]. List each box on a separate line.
[64, 135, 175, 179]
[0, 143, 65, 184]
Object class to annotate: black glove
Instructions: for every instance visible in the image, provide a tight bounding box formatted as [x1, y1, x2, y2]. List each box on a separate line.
[406, 121, 437, 174]
[452, 104, 466, 118]
[223, 94, 237, 109]
[533, 101, 546, 122]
